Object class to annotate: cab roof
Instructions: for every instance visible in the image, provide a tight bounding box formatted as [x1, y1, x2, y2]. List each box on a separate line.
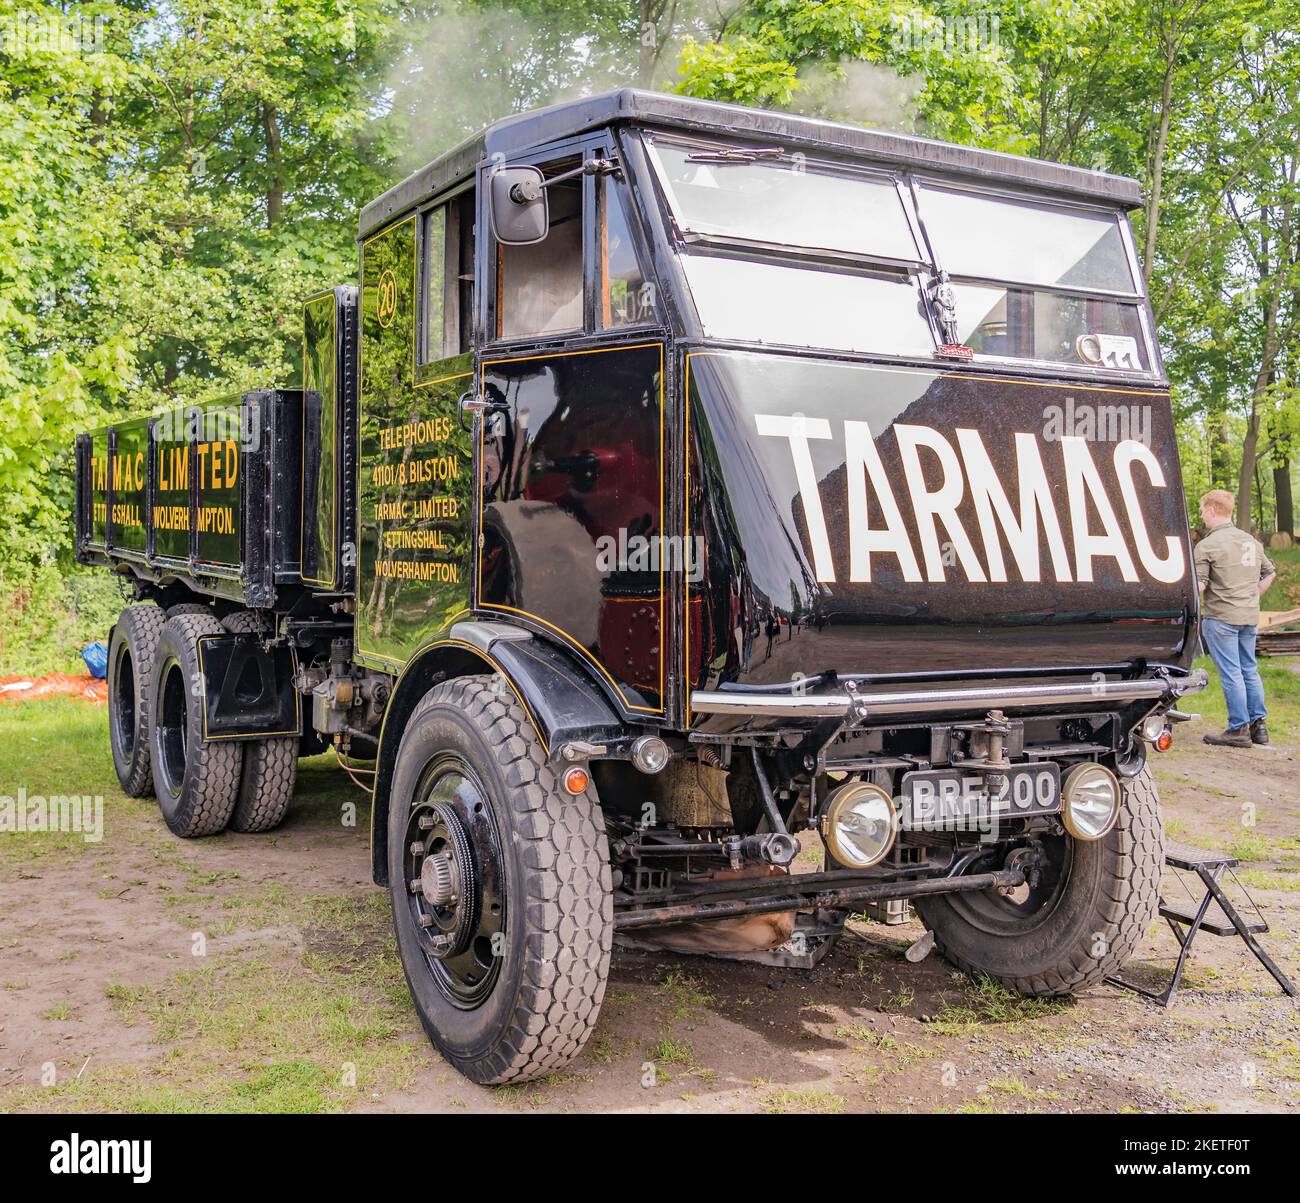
[359, 88, 1143, 240]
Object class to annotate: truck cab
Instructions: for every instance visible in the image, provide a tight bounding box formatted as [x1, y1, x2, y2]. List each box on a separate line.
[78, 90, 1205, 1086]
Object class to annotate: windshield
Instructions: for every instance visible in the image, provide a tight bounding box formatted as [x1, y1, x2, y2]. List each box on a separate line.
[647, 139, 920, 261]
[683, 257, 936, 357]
[645, 135, 1154, 376]
[918, 184, 1135, 293]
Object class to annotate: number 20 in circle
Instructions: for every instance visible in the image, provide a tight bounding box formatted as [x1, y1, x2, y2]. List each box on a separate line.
[376, 267, 398, 328]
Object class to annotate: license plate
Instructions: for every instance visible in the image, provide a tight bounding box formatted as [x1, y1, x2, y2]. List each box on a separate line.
[900, 763, 1061, 832]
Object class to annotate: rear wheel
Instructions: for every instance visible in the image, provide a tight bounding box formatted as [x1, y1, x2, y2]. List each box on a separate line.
[107, 605, 168, 797]
[223, 611, 296, 832]
[165, 602, 213, 618]
[388, 674, 612, 1084]
[916, 767, 1163, 995]
[149, 612, 244, 837]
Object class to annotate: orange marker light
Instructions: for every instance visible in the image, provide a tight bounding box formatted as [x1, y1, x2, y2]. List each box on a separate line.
[563, 766, 590, 795]
[1155, 729, 1173, 752]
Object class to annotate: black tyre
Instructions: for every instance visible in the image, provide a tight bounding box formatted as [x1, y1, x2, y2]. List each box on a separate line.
[149, 612, 244, 837]
[107, 605, 168, 797]
[222, 611, 296, 832]
[388, 674, 612, 1084]
[916, 767, 1163, 995]
[165, 602, 212, 618]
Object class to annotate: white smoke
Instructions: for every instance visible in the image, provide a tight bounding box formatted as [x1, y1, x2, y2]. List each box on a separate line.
[785, 59, 925, 135]
[385, 5, 633, 173]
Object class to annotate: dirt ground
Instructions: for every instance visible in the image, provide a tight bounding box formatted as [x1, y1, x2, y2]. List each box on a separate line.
[1, 697, 1297, 1114]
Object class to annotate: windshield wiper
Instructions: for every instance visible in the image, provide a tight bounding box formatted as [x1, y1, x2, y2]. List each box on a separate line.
[686, 146, 785, 164]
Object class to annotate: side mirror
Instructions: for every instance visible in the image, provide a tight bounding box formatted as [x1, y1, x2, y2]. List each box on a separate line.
[489, 166, 549, 246]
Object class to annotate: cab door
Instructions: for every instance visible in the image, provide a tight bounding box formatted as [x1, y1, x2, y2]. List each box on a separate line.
[356, 187, 476, 671]
[475, 134, 669, 718]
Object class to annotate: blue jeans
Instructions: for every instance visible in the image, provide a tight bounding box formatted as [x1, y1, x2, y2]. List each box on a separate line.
[1201, 617, 1266, 730]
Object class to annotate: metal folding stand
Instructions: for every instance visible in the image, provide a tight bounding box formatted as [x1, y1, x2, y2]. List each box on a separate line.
[1107, 842, 1298, 1007]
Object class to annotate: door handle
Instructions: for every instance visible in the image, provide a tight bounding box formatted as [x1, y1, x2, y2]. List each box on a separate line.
[457, 390, 508, 432]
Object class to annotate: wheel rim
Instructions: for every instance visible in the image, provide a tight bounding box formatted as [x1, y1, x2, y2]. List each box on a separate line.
[112, 647, 136, 759]
[157, 657, 189, 799]
[945, 835, 1073, 936]
[402, 754, 507, 1009]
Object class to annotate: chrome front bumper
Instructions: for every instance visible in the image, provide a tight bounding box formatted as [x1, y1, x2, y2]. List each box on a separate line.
[690, 668, 1208, 720]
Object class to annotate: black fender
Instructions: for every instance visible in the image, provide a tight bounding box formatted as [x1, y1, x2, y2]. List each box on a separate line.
[369, 620, 627, 885]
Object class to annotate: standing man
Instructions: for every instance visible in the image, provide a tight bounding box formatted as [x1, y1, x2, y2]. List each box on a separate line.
[1195, 489, 1276, 747]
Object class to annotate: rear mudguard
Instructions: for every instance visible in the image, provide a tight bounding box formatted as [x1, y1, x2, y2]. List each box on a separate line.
[369, 620, 626, 885]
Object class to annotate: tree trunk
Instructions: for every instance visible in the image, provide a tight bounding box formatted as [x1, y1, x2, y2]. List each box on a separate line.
[1276, 455, 1295, 536]
[89, 91, 110, 147]
[1143, 17, 1178, 284]
[1211, 409, 1233, 488]
[638, 0, 657, 88]
[1238, 410, 1261, 532]
[263, 102, 283, 228]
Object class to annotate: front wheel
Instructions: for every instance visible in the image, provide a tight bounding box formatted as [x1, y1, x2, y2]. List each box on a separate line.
[388, 674, 612, 1084]
[916, 766, 1163, 996]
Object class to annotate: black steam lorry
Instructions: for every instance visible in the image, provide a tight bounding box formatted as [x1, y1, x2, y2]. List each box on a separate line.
[76, 90, 1207, 1085]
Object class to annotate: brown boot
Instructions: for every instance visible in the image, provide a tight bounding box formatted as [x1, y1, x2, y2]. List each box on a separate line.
[1204, 725, 1252, 748]
[1251, 719, 1269, 746]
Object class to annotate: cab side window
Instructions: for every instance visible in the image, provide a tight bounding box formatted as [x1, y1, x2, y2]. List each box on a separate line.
[601, 180, 650, 328]
[421, 188, 474, 363]
[498, 159, 584, 339]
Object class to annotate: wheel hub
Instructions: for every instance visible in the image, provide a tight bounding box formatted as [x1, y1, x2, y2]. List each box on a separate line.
[420, 849, 460, 908]
[400, 758, 507, 1009]
[407, 801, 480, 960]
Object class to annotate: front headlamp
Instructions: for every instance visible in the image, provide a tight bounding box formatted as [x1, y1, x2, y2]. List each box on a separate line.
[821, 782, 898, 868]
[1061, 763, 1121, 841]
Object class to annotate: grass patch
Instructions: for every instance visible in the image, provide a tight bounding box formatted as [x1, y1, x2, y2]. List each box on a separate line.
[1224, 832, 1275, 864]
[1256, 1034, 1300, 1083]
[9, 894, 426, 1113]
[0, 697, 136, 867]
[646, 1037, 695, 1066]
[656, 969, 713, 1023]
[761, 1086, 845, 1114]
[0, 698, 362, 874]
[1238, 868, 1300, 892]
[930, 976, 1071, 1034]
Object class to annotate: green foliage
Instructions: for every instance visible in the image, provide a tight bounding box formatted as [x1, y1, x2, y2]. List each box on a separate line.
[0, 561, 128, 675]
[3, 0, 1300, 673]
